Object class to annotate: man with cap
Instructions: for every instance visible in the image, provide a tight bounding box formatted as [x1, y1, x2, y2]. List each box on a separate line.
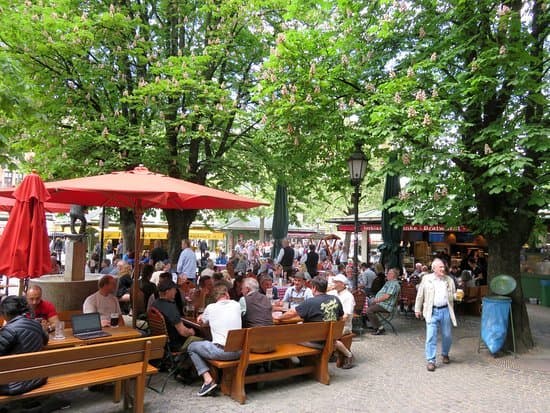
[151, 279, 196, 352]
[278, 272, 313, 309]
[328, 274, 355, 335]
[328, 274, 356, 369]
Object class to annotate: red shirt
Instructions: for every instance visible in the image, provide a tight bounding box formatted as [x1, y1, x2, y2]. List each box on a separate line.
[30, 299, 57, 321]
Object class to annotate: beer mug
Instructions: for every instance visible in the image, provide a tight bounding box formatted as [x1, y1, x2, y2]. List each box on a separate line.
[110, 313, 120, 327]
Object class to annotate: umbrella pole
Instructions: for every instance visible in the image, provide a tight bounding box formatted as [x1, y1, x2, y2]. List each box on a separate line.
[99, 206, 105, 271]
[132, 209, 143, 328]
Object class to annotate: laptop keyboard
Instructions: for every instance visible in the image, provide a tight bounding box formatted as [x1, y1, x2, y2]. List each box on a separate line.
[74, 331, 111, 340]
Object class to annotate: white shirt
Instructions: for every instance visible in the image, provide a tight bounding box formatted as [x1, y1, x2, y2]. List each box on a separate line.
[282, 286, 313, 308]
[328, 288, 355, 333]
[83, 291, 121, 321]
[202, 299, 242, 346]
[433, 277, 449, 307]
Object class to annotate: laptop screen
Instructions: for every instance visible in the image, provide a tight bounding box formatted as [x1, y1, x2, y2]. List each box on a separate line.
[72, 312, 102, 334]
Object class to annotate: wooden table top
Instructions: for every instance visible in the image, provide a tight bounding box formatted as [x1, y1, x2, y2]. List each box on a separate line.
[44, 326, 142, 350]
[273, 315, 303, 325]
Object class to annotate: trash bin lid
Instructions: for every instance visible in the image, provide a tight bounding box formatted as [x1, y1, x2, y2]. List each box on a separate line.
[490, 274, 517, 296]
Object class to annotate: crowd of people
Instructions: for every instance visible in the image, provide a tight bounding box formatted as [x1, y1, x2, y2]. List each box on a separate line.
[0, 235, 469, 405]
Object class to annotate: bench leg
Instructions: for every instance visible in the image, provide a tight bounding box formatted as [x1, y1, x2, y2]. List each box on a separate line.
[313, 358, 330, 385]
[133, 375, 145, 413]
[114, 380, 122, 403]
[123, 380, 132, 411]
[220, 367, 234, 396]
[230, 366, 247, 404]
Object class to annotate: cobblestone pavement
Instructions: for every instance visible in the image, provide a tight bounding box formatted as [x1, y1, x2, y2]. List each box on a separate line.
[22, 304, 550, 412]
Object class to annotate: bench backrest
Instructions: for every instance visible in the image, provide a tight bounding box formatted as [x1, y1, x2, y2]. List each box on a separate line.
[0, 335, 166, 384]
[224, 321, 344, 353]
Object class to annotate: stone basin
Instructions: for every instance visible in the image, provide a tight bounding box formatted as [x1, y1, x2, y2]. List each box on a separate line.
[29, 274, 102, 312]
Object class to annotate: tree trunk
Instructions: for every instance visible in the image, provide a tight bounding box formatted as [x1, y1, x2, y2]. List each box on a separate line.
[119, 208, 136, 256]
[486, 234, 534, 352]
[165, 209, 198, 264]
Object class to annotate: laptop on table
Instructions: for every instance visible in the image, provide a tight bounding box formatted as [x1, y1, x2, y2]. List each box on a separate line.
[71, 312, 112, 340]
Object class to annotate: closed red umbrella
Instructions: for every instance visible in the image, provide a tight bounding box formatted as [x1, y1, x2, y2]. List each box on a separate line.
[0, 172, 52, 280]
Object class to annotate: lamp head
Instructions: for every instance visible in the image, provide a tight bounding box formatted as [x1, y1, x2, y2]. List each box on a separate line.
[347, 142, 367, 185]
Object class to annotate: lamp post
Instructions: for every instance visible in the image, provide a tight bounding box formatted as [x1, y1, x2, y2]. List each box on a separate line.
[347, 142, 367, 290]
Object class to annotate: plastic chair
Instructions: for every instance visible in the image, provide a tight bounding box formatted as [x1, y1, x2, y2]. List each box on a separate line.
[147, 306, 183, 393]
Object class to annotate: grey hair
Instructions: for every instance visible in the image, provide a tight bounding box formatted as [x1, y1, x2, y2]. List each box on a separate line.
[431, 258, 445, 271]
[243, 277, 259, 292]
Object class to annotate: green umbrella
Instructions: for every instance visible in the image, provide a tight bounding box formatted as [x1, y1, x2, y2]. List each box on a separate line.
[271, 183, 289, 260]
[379, 168, 403, 271]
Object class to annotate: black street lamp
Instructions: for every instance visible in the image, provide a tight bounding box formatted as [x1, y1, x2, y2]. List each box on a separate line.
[347, 142, 367, 290]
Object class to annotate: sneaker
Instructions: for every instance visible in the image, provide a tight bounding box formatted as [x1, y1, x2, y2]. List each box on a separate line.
[442, 355, 450, 364]
[371, 327, 385, 335]
[197, 381, 217, 397]
[328, 353, 337, 363]
[427, 362, 436, 372]
[341, 354, 354, 369]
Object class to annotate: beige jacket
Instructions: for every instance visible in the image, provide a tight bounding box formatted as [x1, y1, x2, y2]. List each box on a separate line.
[414, 273, 457, 327]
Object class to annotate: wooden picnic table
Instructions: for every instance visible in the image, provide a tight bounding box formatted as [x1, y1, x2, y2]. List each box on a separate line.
[44, 326, 142, 350]
[181, 316, 212, 340]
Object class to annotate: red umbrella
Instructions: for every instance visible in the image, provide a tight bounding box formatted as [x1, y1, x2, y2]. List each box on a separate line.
[0, 196, 71, 213]
[0, 172, 52, 280]
[0, 165, 267, 324]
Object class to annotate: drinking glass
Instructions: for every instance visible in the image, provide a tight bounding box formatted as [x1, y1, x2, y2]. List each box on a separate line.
[54, 321, 65, 340]
[110, 313, 120, 327]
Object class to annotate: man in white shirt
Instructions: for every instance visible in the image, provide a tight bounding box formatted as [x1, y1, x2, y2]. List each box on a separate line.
[415, 258, 457, 372]
[328, 274, 356, 369]
[187, 284, 242, 397]
[328, 274, 356, 335]
[83, 275, 124, 327]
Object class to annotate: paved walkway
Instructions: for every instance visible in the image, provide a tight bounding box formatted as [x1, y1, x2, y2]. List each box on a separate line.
[56, 303, 549, 413]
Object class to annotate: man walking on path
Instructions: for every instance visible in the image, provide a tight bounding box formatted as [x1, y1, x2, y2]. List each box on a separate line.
[415, 258, 457, 371]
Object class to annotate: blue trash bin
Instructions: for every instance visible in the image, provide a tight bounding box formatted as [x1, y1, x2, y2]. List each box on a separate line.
[540, 280, 550, 307]
[481, 296, 512, 354]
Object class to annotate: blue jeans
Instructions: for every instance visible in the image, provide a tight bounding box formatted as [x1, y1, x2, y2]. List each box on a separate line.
[188, 340, 241, 377]
[425, 306, 452, 363]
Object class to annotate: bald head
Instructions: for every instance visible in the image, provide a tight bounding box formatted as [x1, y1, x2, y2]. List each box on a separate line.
[27, 285, 43, 308]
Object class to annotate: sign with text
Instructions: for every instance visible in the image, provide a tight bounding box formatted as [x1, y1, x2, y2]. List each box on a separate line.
[337, 224, 470, 232]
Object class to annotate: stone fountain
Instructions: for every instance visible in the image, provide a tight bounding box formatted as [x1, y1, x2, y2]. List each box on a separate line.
[29, 232, 101, 312]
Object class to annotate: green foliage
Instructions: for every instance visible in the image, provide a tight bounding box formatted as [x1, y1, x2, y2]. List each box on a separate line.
[258, 0, 548, 245]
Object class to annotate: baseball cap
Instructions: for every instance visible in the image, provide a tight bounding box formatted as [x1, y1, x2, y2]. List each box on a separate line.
[158, 279, 177, 292]
[333, 274, 349, 285]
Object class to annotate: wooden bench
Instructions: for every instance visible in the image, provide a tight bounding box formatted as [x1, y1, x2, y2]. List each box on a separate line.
[463, 285, 489, 315]
[0, 335, 166, 413]
[399, 282, 418, 316]
[208, 320, 344, 404]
